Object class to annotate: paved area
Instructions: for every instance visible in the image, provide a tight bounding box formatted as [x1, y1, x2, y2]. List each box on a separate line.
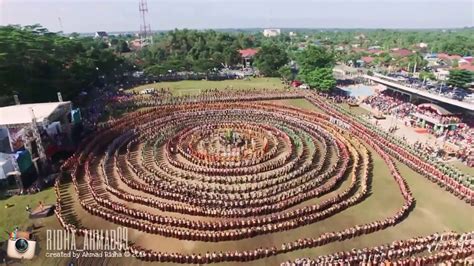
[360, 103, 442, 147]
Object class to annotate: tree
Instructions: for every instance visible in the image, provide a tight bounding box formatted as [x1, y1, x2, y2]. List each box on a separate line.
[222, 47, 241, 66]
[304, 68, 336, 92]
[117, 40, 131, 53]
[451, 59, 459, 68]
[254, 43, 288, 77]
[137, 29, 245, 72]
[278, 65, 294, 81]
[296, 45, 335, 78]
[447, 70, 473, 89]
[419, 71, 436, 81]
[0, 25, 128, 103]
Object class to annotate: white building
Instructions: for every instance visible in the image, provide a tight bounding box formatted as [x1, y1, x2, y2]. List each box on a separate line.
[418, 42, 428, 48]
[94, 31, 108, 39]
[263, 29, 281, 37]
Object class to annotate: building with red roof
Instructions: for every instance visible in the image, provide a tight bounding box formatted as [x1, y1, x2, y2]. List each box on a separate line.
[390, 48, 413, 57]
[367, 49, 383, 55]
[238, 48, 259, 59]
[458, 64, 474, 72]
[238, 48, 259, 67]
[361, 56, 375, 64]
[437, 53, 462, 61]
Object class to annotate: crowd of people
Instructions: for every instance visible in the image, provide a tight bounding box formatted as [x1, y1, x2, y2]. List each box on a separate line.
[363, 90, 416, 117]
[173, 123, 278, 169]
[52, 89, 472, 264]
[307, 91, 473, 202]
[362, 89, 473, 166]
[284, 231, 474, 265]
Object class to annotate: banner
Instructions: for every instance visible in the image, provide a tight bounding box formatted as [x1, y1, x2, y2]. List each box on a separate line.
[8, 128, 25, 152]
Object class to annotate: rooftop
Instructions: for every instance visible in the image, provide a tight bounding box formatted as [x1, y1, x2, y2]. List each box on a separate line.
[238, 48, 259, 58]
[0, 102, 71, 127]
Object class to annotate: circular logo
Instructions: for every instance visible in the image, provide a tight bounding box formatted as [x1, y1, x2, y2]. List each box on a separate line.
[15, 238, 29, 253]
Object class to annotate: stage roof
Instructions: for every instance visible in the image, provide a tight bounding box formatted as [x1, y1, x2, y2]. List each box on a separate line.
[0, 102, 71, 127]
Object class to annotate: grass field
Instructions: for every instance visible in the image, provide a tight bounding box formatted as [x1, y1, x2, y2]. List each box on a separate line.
[130, 77, 286, 96]
[339, 103, 371, 117]
[0, 188, 56, 242]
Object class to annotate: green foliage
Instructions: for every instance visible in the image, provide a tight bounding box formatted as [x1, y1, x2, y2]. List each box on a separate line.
[115, 40, 130, 53]
[0, 25, 128, 103]
[278, 65, 294, 81]
[419, 71, 436, 81]
[136, 29, 245, 73]
[296, 46, 335, 77]
[144, 65, 169, 76]
[254, 43, 289, 77]
[304, 68, 336, 92]
[451, 59, 459, 68]
[447, 70, 473, 89]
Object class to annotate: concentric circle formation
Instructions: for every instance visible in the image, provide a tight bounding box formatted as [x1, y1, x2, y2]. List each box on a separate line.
[55, 93, 473, 264]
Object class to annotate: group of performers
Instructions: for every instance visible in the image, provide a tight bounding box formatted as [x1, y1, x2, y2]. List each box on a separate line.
[54, 89, 473, 264]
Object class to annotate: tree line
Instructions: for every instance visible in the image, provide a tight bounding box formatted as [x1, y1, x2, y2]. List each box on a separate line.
[0, 25, 130, 104]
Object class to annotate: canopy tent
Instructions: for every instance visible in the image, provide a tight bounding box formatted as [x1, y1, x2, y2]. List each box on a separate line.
[0, 102, 71, 128]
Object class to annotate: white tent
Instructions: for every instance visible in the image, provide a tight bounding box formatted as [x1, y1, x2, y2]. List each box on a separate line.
[0, 153, 16, 180]
[0, 102, 71, 128]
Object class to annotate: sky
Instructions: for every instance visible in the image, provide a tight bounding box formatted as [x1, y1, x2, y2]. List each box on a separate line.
[0, 0, 473, 33]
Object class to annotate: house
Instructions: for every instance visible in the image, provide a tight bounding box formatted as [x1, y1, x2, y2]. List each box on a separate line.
[128, 39, 143, 50]
[238, 48, 259, 67]
[432, 66, 450, 80]
[437, 53, 463, 66]
[390, 48, 413, 58]
[462, 56, 473, 64]
[361, 56, 375, 65]
[263, 29, 281, 37]
[437, 53, 462, 61]
[94, 31, 108, 39]
[458, 64, 474, 72]
[418, 42, 428, 48]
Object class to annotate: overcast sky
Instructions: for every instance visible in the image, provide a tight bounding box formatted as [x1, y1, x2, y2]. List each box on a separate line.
[0, 0, 473, 33]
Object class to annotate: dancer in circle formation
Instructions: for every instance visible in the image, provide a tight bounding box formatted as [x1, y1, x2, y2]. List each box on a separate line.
[56, 90, 473, 264]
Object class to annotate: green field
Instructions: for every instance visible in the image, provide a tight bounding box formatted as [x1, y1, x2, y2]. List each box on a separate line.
[0, 188, 56, 242]
[130, 77, 286, 96]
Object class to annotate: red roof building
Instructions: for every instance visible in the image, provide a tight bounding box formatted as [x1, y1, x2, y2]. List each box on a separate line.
[437, 53, 462, 61]
[238, 48, 259, 58]
[458, 64, 474, 72]
[367, 49, 383, 55]
[361, 56, 375, 64]
[390, 48, 413, 57]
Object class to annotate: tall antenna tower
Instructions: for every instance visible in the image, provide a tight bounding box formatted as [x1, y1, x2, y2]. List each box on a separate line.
[58, 17, 64, 33]
[139, 0, 152, 46]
